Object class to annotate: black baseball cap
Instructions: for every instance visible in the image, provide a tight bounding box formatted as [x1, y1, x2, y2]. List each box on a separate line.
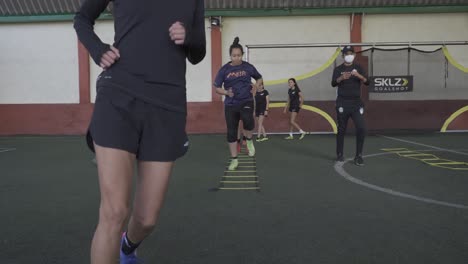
[342, 45, 355, 54]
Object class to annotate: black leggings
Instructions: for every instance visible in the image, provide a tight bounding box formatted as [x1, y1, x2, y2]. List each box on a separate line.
[336, 102, 366, 157]
[225, 101, 255, 143]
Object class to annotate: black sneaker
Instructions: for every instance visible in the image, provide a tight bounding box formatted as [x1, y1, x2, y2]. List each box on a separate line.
[354, 156, 364, 166]
[336, 155, 344, 162]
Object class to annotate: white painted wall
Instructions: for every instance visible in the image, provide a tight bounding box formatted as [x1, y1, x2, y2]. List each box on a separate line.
[2, 14, 466, 104]
[188, 21, 212, 102]
[363, 13, 468, 100]
[90, 19, 212, 103]
[89, 21, 113, 103]
[221, 16, 350, 100]
[0, 22, 79, 104]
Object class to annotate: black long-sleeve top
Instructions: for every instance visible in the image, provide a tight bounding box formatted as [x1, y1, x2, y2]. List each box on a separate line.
[331, 63, 369, 101]
[74, 0, 206, 112]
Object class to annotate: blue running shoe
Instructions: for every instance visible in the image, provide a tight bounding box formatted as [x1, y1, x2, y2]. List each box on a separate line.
[120, 233, 143, 264]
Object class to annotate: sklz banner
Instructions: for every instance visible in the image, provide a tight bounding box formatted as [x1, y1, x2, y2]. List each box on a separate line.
[369, 76, 413, 93]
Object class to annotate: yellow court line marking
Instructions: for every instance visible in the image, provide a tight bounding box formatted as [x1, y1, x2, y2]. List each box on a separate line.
[264, 48, 341, 85]
[427, 162, 467, 165]
[427, 159, 461, 163]
[269, 102, 337, 134]
[406, 155, 438, 159]
[382, 148, 468, 171]
[402, 154, 436, 157]
[219, 187, 260, 190]
[224, 171, 257, 173]
[222, 176, 258, 178]
[443, 46, 468, 73]
[224, 167, 256, 170]
[221, 181, 259, 184]
[440, 105, 468, 132]
[395, 151, 418, 154]
[382, 148, 408, 151]
[225, 165, 256, 167]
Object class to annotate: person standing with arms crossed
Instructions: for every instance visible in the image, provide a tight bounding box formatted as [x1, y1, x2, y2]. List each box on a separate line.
[331, 46, 369, 166]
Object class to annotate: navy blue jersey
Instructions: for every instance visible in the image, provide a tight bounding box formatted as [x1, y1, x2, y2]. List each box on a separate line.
[255, 89, 269, 108]
[288, 87, 301, 106]
[214, 61, 262, 106]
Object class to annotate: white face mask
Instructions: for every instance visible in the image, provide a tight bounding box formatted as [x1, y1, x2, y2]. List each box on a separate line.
[344, 54, 355, 63]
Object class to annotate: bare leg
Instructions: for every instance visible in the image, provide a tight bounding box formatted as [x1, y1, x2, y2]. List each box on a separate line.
[243, 129, 253, 139]
[258, 115, 265, 137]
[91, 144, 135, 264]
[289, 112, 294, 134]
[237, 125, 243, 141]
[290, 112, 303, 132]
[256, 116, 261, 138]
[126, 161, 173, 243]
[229, 142, 238, 157]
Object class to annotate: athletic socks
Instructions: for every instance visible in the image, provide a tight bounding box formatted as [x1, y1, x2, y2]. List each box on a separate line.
[228, 157, 239, 170]
[121, 232, 141, 255]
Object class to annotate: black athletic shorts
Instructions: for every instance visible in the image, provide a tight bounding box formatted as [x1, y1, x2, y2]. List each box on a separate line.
[225, 100, 255, 132]
[289, 105, 301, 113]
[86, 86, 189, 162]
[255, 104, 267, 117]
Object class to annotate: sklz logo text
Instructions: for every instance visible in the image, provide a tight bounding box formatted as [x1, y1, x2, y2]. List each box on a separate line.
[369, 75, 413, 93]
[374, 78, 409, 87]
